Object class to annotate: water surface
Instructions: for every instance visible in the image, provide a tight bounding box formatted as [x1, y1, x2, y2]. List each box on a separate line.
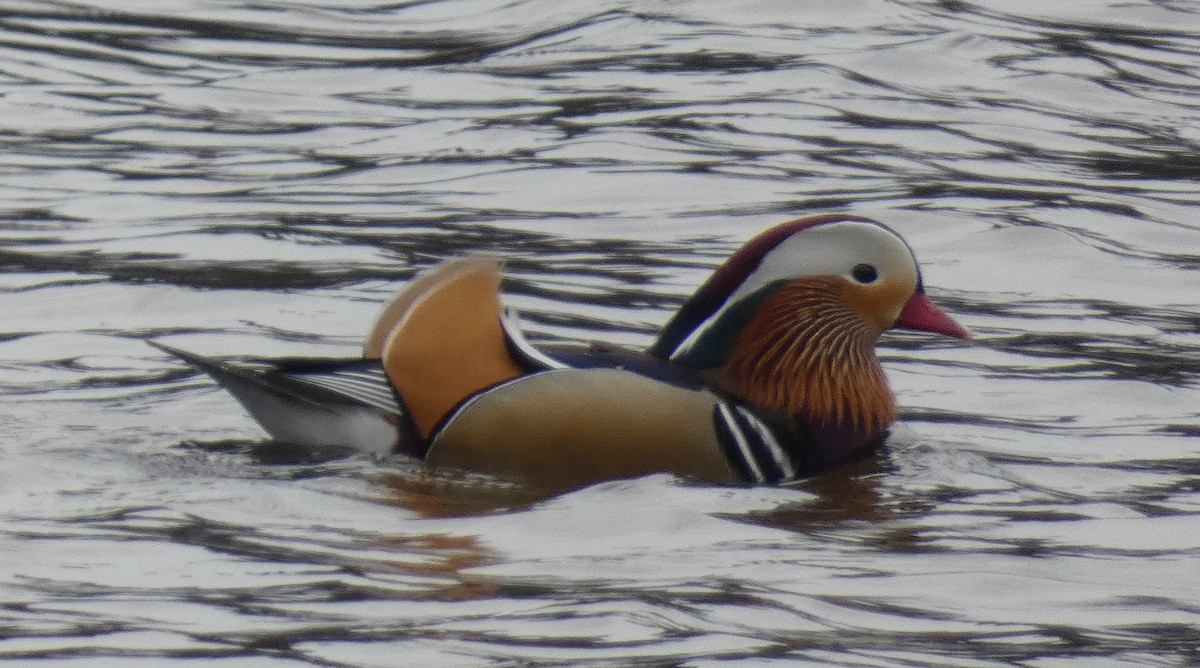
[1, 1, 1199, 665]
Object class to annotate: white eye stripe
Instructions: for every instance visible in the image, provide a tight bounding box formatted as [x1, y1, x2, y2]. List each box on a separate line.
[740, 221, 913, 296]
[671, 221, 917, 360]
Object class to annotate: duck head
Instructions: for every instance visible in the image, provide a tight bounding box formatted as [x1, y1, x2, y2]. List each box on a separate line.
[650, 215, 969, 450]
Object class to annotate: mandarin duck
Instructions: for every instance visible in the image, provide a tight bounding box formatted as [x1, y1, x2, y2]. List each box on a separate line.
[151, 215, 969, 490]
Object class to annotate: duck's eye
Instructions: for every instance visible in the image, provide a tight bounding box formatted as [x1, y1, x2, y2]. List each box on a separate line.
[851, 263, 879, 284]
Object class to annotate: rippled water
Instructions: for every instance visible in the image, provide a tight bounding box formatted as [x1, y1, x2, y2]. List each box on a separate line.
[2, 0, 1199, 665]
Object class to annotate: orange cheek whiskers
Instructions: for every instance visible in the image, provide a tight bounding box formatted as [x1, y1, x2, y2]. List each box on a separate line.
[721, 278, 897, 438]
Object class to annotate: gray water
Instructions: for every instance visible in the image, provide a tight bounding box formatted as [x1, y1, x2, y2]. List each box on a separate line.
[1, 1, 1199, 666]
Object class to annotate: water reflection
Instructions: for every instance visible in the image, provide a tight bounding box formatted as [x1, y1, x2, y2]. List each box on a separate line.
[2, 0, 1200, 665]
[373, 468, 547, 518]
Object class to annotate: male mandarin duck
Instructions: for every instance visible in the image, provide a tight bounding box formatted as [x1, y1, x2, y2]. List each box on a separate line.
[151, 214, 970, 490]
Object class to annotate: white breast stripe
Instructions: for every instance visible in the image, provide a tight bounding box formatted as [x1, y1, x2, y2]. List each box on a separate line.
[716, 402, 767, 483]
[734, 405, 796, 481]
